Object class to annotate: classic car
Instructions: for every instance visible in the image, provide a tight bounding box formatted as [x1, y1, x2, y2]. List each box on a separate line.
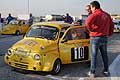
[0, 20, 29, 35]
[4, 22, 90, 74]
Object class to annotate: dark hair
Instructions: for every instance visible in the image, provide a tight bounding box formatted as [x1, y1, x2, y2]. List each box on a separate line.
[90, 1, 100, 9]
[66, 13, 69, 16]
[86, 5, 90, 8]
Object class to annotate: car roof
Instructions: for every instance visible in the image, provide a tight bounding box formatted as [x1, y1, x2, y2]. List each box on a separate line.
[32, 21, 72, 29]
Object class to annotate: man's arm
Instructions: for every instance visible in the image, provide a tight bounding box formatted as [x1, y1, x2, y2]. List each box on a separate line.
[85, 14, 96, 32]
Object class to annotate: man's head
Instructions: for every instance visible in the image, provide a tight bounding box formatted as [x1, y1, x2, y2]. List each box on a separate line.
[90, 1, 100, 13]
[85, 5, 92, 15]
[8, 13, 11, 16]
[30, 13, 32, 17]
[66, 13, 69, 16]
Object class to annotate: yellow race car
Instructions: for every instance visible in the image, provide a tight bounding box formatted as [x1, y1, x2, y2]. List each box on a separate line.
[0, 20, 30, 35]
[4, 22, 90, 74]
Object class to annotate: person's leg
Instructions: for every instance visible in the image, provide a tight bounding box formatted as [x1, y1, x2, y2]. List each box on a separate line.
[90, 37, 99, 74]
[99, 37, 108, 71]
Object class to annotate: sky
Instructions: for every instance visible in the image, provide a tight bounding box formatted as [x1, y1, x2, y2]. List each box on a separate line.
[0, 0, 120, 17]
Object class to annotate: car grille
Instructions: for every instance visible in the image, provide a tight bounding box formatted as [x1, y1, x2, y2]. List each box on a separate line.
[15, 63, 28, 69]
[13, 59, 29, 64]
[14, 49, 29, 57]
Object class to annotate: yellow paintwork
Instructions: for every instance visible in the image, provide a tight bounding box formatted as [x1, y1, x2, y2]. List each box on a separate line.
[0, 20, 29, 35]
[4, 22, 90, 72]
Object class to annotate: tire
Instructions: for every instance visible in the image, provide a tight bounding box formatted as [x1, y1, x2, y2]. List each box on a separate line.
[15, 31, 20, 35]
[51, 59, 61, 75]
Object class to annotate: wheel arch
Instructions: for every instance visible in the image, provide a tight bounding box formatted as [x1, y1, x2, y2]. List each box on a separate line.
[42, 57, 62, 72]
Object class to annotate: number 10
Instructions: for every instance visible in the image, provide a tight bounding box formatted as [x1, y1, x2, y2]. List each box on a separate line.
[74, 47, 84, 59]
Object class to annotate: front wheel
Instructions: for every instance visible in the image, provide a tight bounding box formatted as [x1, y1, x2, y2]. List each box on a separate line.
[51, 59, 61, 75]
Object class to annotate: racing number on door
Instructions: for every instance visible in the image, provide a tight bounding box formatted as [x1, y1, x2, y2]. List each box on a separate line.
[74, 47, 84, 59]
[71, 46, 89, 62]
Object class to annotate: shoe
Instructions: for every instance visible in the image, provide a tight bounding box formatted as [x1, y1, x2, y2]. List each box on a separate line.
[102, 70, 110, 77]
[87, 71, 95, 78]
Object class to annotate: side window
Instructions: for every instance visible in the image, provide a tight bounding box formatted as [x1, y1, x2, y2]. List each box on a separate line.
[60, 32, 64, 38]
[18, 20, 22, 25]
[64, 31, 72, 40]
[63, 27, 86, 41]
[71, 28, 86, 40]
[59, 27, 68, 38]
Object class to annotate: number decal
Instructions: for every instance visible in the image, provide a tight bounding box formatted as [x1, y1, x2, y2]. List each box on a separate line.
[74, 48, 77, 59]
[71, 46, 89, 62]
[74, 47, 84, 59]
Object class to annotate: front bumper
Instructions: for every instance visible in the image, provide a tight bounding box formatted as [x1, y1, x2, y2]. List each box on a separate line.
[4, 54, 42, 71]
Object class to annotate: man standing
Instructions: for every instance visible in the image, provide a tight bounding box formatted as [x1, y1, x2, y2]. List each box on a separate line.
[0, 13, 3, 23]
[84, 5, 92, 39]
[0, 13, 4, 30]
[6, 13, 14, 24]
[64, 13, 73, 24]
[85, 1, 114, 77]
[85, 5, 92, 16]
[28, 13, 34, 26]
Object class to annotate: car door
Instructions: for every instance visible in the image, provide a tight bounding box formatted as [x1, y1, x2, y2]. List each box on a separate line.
[59, 26, 90, 64]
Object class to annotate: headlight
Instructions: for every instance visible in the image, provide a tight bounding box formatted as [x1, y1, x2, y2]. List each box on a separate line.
[7, 50, 12, 56]
[34, 54, 40, 60]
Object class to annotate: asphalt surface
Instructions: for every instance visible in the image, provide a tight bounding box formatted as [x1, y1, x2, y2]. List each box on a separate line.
[0, 34, 120, 80]
[0, 34, 22, 56]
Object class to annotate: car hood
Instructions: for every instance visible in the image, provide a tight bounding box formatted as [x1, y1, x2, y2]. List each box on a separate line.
[11, 38, 57, 53]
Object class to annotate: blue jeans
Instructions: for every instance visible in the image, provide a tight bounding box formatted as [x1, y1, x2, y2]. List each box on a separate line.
[90, 36, 108, 73]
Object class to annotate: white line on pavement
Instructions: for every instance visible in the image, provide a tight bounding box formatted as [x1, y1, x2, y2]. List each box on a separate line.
[109, 55, 120, 77]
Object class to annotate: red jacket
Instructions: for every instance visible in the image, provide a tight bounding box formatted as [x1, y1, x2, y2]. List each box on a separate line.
[85, 9, 114, 37]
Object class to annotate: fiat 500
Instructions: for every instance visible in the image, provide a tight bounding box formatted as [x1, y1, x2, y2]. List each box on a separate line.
[4, 22, 90, 74]
[0, 20, 29, 35]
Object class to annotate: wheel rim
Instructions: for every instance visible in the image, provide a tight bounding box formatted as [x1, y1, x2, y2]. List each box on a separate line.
[16, 31, 20, 35]
[54, 60, 61, 73]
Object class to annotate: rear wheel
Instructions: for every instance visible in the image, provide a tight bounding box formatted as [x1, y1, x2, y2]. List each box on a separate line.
[15, 31, 20, 35]
[51, 59, 61, 75]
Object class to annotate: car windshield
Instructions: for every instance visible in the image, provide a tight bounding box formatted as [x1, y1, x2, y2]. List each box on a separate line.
[26, 25, 59, 40]
[9, 20, 18, 25]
